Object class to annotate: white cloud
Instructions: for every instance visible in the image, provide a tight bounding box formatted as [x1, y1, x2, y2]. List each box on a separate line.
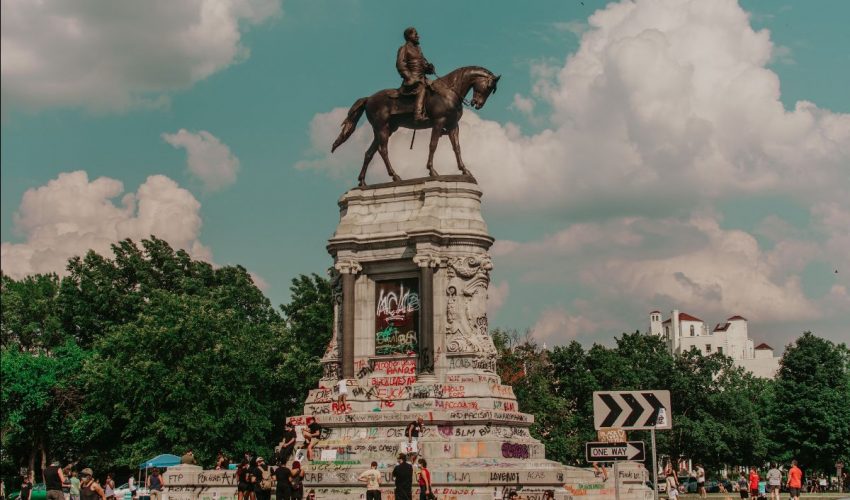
[301, 0, 849, 215]
[162, 129, 240, 191]
[487, 281, 510, 317]
[1, 171, 211, 278]
[496, 214, 820, 345]
[1, 0, 281, 112]
[531, 307, 598, 344]
[511, 94, 535, 115]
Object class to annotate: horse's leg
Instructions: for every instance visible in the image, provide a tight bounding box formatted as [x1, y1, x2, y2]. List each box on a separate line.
[448, 127, 472, 177]
[426, 120, 445, 176]
[377, 125, 401, 182]
[358, 135, 380, 187]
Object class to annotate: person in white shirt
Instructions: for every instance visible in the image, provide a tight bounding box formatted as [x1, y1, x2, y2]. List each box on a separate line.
[766, 463, 782, 500]
[337, 378, 349, 413]
[666, 471, 680, 500]
[358, 461, 382, 500]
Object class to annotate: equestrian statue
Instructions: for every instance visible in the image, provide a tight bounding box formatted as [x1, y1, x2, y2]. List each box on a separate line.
[331, 27, 500, 187]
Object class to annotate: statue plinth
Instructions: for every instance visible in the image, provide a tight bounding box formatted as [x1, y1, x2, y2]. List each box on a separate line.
[284, 177, 640, 499]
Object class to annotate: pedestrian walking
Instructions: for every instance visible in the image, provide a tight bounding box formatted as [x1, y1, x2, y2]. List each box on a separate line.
[787, 460, 802, 500]
[416, 459, 432, 500]
[79, 470, 105, 500]
[392, 453, 413, 500]
[145, 469, 164, 500]
[358, 461, 382, 500]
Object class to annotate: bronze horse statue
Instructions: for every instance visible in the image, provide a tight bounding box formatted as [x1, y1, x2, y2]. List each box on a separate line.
[331, 66, 500, 186]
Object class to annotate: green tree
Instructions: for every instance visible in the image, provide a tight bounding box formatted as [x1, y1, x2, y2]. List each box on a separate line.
[279, 273, 333, 361]
[770, 332, 850, 471]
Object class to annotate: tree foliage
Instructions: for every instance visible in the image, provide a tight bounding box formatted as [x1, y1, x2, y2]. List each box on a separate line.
[1, 238, 331, 475]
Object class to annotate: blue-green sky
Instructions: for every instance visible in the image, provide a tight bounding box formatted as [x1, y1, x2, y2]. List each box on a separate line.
[2, 0, 848, 349]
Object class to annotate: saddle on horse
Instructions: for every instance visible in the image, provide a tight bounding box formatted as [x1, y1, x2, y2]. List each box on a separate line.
[387, 80, 451, 116]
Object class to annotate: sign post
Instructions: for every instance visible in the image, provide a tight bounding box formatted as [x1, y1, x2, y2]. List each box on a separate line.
[837, 461, 844, 493]
[593, 391, 672, 500]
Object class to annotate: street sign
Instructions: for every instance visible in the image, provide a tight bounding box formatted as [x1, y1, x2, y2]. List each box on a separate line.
[598, 428, 627, 443]
[586, 441, 646, 462]
[593, 390, 672, 430]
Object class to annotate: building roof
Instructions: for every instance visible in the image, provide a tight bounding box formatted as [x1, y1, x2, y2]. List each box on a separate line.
[713, 322, 730, 332]
[650, 310, 661, 314]
[679, 312, 703, 322]
[754, 343, 773, 350]
[728, 315, 747, 321]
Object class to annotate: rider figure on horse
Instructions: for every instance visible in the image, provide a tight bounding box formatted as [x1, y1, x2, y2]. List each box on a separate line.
[396, 27, 435, 122]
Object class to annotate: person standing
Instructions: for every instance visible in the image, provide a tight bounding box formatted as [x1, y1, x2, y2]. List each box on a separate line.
[404, 417, 424, 459]
[766, 463, 781, 500]
[279, 423, 297, 464]
[254, 457, 271, 500]
[392, 454, 413, 500]
[103, 474, 115, 500]
[358, 461, 382, 500]
[666, 471, 680, 500]
[20, 475, 33, 500]
[737, 472, 749, 499]
[236, 461, 251, 500]
[79, 470, 104, 500]
[416, 459, 432, 500]
[289, 462, 305, 500]
[273, 462, 292, 500]
[696, 464, 706, 498]
[336, 379, 349, 413]
[787, 460, 803, 500]
[44, 461, 66, 500]
[146, 469, 164, 500]
[69, 471, 81, 500]
[748, 468, 760, 499]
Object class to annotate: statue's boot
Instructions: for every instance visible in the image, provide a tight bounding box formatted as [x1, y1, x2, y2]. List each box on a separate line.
[414, 90, 427, 121]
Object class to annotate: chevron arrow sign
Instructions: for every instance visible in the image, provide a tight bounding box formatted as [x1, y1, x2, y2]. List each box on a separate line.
[586, 441, 646, 462]
[592, 390, 672, 430]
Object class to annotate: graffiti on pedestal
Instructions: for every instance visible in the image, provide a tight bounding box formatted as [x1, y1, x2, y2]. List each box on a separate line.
[375, 278, 420, 355]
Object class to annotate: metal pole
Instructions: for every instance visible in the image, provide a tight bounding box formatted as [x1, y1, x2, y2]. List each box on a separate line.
[614, 461, 620, 500]
[651, 427, 659, 500]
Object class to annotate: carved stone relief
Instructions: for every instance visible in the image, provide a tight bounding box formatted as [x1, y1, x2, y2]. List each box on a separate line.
[445, 254, 497, 357]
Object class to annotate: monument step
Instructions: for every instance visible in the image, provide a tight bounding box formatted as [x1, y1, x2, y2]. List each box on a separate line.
[287, 409, 533, 427]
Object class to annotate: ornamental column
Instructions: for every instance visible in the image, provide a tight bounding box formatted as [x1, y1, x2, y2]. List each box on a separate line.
[335, 260, 361, 378]
[414, 253, 438, 376]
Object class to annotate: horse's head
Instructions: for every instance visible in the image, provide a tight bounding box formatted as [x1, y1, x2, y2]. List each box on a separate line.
[470, 72, 500, 110]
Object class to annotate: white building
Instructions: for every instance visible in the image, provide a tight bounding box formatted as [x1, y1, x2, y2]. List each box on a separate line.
[648, 309, 780, 378]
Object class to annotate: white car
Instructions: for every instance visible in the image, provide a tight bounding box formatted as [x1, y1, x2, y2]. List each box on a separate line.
[113, 484, 149, 500]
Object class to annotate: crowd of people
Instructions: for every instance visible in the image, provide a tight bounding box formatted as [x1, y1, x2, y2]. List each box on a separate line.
[663, 459, 848, 499]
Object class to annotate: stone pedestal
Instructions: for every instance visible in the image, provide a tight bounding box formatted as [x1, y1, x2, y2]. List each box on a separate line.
[159, 176, 652, 500]
[281, 177, 651, 500]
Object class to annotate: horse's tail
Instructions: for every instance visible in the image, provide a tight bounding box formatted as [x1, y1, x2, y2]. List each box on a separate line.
[331, 97, 368, 152]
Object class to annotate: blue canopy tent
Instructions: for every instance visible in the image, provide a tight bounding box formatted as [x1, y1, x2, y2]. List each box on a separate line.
[138, 454, 180, 498]
[139, 454, 180, 469]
